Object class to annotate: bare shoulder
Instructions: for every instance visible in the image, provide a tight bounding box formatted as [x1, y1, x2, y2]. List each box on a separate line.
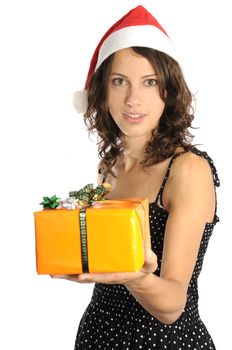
[171, 151, 213, 181]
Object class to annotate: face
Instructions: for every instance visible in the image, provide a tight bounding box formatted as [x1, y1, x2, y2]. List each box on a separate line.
[107, 48, 165, 140]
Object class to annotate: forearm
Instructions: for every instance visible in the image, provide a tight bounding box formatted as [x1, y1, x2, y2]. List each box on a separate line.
[125, 274, 187, 324]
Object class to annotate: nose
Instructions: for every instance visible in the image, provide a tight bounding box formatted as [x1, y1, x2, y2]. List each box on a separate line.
[125, 85, 142, 108]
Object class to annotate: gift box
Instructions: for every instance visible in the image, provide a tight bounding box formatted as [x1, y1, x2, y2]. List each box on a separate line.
[34, 198, 150, 274]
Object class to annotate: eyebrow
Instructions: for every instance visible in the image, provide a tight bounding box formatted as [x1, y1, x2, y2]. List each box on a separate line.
[110, 73, 158, 78]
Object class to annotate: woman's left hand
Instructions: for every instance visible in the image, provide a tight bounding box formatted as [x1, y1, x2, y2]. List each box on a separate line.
[51, 248, 157, 285]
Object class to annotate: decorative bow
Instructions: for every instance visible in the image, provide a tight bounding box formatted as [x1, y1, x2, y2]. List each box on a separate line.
[69, 182, 111, 207]
[40, 195, 61, 209]
[40, 183, 111, 209]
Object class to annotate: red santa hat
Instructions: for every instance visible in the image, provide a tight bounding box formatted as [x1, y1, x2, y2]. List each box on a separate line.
[73, 5, 176, 113]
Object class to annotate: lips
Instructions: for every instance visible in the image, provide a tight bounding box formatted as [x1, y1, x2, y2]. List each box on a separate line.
[122, 112, 146, 124]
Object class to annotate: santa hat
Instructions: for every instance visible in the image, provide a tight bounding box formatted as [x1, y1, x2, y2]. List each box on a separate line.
[73, 5, 176, 113]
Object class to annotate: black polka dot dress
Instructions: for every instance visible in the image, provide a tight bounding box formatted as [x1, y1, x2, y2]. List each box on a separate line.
[74, 147, 220, 349]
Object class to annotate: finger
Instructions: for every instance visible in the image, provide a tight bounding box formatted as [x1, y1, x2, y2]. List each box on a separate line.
[78, 273, 119, 283]
[78, 272, 135, 284]
[50, 274, 91, 283]
[140, 249, 157, 274]
[50, 274, 71, 279]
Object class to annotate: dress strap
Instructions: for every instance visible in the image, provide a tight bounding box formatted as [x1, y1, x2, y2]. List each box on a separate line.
[154, 151, 187, 208]
[101, 173, 108, 184]
[190, 147, 220, 187]
[98, 167, 108, 185]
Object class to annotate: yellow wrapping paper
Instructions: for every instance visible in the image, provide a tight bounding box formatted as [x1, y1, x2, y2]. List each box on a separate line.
[34, 198, 150, 274]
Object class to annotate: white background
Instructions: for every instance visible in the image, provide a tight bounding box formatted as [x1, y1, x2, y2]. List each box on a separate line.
[0, 0, 231, 349]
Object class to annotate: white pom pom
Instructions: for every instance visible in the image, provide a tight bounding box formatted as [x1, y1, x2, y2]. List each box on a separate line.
[72, 90, 88, 114]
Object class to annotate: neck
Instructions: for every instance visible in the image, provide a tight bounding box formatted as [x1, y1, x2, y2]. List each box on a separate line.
[120, 135, 150, 172]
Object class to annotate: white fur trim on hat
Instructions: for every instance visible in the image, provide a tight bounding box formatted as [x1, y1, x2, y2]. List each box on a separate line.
[96, 25, 177, 71]
[73, 90, 88, 114]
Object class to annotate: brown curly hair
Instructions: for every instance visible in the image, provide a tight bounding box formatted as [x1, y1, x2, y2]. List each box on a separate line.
[83, 47, 195, 178]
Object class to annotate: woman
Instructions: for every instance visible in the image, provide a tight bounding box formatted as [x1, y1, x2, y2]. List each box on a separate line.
[55, 5, 220, 349]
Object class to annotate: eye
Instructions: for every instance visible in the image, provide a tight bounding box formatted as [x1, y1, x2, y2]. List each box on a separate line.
[144, 79, 158, 86]
[112, 78, 127, 86]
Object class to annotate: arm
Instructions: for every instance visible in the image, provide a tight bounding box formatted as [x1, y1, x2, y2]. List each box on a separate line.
[125, 153, 216, 324]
